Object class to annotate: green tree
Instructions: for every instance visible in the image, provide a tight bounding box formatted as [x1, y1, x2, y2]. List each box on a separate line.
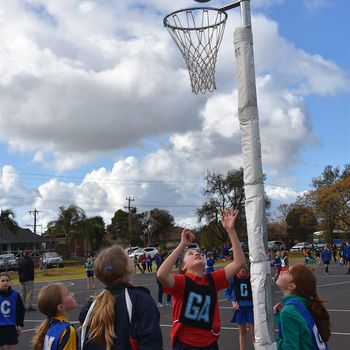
[308, 164, 350, 239]
[129, 210, 147, 246]
[48, 205, 86, 257]
[145, 209, 174, 246]
[197, 168, 271, 244]
[199, 223, 222, 250]
[107, 209, 129, 241]
[0, 209, 18, 253]
[83, 216, 106, 254]
[285, 206, 317, 245]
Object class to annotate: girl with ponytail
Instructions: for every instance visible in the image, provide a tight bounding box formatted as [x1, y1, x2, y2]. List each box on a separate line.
[32, 283, 77, 350]
[79, 245, 163, 350]
[274, 264, 330, 349]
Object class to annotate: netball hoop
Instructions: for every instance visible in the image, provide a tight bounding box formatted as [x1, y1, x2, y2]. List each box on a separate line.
[163, 7, 227, 94]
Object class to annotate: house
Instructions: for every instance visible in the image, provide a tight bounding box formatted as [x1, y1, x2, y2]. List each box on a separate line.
[0, 226, 47, 254]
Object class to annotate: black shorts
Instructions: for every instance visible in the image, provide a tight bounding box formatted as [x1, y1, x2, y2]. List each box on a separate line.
[0, 326, 19, 346]
[323, 260, 330, 265]
[86, 270, 94, 278]
[346, 257, 350, 263]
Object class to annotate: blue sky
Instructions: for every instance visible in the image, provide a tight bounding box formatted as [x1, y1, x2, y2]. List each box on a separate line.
[0, 0, 349, 229]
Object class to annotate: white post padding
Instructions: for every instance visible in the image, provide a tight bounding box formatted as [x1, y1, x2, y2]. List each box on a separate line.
[234, 26, 277, 350]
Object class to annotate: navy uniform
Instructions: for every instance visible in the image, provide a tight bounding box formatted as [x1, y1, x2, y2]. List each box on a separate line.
[224, 273, 254, 325]
[0, 287, 25, 347]
[43, 316, 77, 350]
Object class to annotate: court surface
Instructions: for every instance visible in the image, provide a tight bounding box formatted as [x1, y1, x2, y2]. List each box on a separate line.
[16, 262, 350, 349]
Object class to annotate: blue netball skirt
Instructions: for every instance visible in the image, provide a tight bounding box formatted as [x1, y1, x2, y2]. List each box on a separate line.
[231, 306, 254, 325]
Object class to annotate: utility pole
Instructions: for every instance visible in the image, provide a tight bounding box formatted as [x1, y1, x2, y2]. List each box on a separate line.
[28, 208, 42, 235]
[124, 197, 135, 231]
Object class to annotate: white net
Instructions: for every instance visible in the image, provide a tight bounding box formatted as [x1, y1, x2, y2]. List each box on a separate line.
[164, 8, 227, 94]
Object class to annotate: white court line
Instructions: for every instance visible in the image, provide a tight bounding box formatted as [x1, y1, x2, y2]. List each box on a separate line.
[318, 280, 350, 288]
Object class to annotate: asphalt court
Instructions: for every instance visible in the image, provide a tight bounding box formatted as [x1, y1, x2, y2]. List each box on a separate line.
[15, 262, 350, 349]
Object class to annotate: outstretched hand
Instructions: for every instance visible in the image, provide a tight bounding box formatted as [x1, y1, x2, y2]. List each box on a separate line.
[180, 228, 195, 246]
[221, 208, 239, 232]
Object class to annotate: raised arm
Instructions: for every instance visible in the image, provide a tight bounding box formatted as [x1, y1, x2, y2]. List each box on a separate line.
[222, 208, 246, 280]
[156, 228, 194, 289]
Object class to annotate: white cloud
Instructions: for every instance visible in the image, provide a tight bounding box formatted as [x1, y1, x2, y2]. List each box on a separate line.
[0, 1, 348, 227]
[265, 185, 304, 202]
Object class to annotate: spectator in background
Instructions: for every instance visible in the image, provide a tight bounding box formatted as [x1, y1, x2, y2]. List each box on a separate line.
[205, 252, 216, 274]
[17, 251, 36, 312]
[321, 245, 331, 275]
[147, 254, 153, 273]
[344, 241, 350, 275]
[139, 253, 147, 274]
[331, 244, 337, 263]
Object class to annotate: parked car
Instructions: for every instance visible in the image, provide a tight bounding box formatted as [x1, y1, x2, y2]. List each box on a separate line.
[141, 247, 159, 259]
[129, 247, 159, 260]
[40, 252, 64, 268]
[268, 240, 286, 251]
[229, 241, 249, 254]
[290, 242, 309, 252]
[125, 246, 140, 255]
[0, 253, 18, 271]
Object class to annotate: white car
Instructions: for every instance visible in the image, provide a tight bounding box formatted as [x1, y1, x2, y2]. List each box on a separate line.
[129, 247, 159, 260]
[290, 242, 308, 252]
[125, 246, 140, 255]
[40, 252, 64, 268]
[142, 247, 159, 259]
[268, 241, 286, 251]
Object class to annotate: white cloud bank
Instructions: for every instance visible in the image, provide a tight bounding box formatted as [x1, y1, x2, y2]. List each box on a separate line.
[0, 1, 348, 227]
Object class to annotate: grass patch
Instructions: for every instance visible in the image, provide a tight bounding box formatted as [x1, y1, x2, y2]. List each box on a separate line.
[5, 254, 307, 285]
[6, 265, 86, 285]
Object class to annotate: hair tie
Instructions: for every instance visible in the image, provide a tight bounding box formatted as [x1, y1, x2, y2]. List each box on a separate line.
[104, 265, 113, 271]
[309, 296, 314, 300]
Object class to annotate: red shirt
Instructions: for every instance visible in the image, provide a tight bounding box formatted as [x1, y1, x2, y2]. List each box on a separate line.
[163, 269, 228, 347]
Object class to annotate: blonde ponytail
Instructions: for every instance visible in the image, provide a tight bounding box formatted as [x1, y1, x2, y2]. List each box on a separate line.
[32, 319, 50, 350]
[85, 289, 116, 350]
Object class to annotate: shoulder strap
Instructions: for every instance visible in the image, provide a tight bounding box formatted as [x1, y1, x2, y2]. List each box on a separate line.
[285, 300, 328, 350]
[80, 299, 96, 349]
[125, 288, 132, 323]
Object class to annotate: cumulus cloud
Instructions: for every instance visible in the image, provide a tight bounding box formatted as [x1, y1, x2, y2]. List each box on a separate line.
[0, 1, 348, 227]
[0, 165, 38, 209]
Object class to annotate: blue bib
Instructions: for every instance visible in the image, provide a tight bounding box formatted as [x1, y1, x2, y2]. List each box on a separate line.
[0, 290, 18, 326]
[43, 319, 71, 350]
[279, 300, 328, 350]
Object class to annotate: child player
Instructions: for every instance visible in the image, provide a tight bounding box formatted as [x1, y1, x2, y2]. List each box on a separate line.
[84, 257, 95, 290]
[157, 208, 246, 350]
[224, 264, 254, 350]
[0, 273, 25, 350]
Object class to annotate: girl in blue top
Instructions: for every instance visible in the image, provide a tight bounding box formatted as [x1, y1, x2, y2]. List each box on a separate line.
[0, 272, 25, 350]
[321, 246, 331, 275]
[205, 252, 215, 274]
[32, 283, 77, 350]
[224, 265, 254, 350]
